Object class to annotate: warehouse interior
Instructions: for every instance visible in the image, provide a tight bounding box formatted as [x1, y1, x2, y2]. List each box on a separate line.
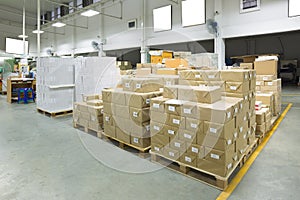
[0, 0, 300, 199]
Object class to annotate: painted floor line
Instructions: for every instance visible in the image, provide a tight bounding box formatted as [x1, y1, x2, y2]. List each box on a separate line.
[216, 103, 293, 200]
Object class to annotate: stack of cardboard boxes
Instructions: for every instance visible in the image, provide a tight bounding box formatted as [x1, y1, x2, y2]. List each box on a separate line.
[73, 95, 104, 132]
[102, 77, 162, 148]
[255, 107, 272, 137]
[150, 69, 257, 177]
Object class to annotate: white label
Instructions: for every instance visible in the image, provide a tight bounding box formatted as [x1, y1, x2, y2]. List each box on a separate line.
[227, 140, 232, 145]
[184, 109, 192, 114]
[233, 155, 238, 161]
[245, 74, 248, 79]
[208, 75, 215, 79]
[234, 132, 238, 138]
[133, 138, 139, 144]
[235, 108, 238, 113]
[245, 95, 248, 100]
[133, 112, 138, 118]
[210, 128, 217, 134]
[230, 86, 237, 91]
[249, 73, 252, 79]
[173, 119, 180, 125]
[185, 156, 192, 163]
[184, 133, 192, 139]
[168, 130, 175, 135]
[195, 75, 201, 78]
[166, 81, 172, 86]
[244, 116, 247, 121]
[125, 83, 130, 88]
[145, 125, 150, 131]
[175, 142, 181, 148]
[169, 152, 175, 157]
[136, 83, 141, 89]
[192, 147, 199, 153]
[154, 147, 160, 152]
[268, 82, 273, 86]
[243, 134, 247, 139]
[168, 106, 175, 112]
[191, 123, 197, 129]
[153, 103, 160, 109]
[211, 154, 220, 160]
[154, 125, 160, 131]
[240, 127, 243, 133]
[227, 163, 233, 169]
[101, 109, 104, 114]
[146, 99, 150, 104]
[227, 112, 231, 119]
[263, 77, 268, 81]
[105, 116, 110, 121]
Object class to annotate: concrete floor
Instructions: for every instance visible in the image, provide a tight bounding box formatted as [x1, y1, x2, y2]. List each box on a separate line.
[0, 85, 299, 200]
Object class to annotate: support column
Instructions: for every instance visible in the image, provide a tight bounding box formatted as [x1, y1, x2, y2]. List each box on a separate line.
[140, 0, 149, 63]
[37, 0, 41, 61]
[98, 2, 106, 57]
[214, 0, 225, 69]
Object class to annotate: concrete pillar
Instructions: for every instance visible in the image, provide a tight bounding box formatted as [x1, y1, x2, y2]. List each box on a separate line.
[140, 0, 148, 63]
[214, 0, 225, 69]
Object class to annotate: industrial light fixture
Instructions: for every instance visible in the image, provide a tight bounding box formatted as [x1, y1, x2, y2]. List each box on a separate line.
[52, 22, 66, 28]
[32, 30, 45, 34]
[18, 35, 28, 38]
[81, 9, 100, 17]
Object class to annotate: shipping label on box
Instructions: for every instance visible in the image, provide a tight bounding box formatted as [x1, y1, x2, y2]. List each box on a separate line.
[225, 81, 250, 94]
[178, 129, 197, 144]
[164, 125, 179, 139]
[150, 96, 170, 113]
[185, 118, 203, 133]
[203, 119, 236, 140]
[204, 144, 235, 166]
[220, 70, 250, 82]
[181, 101, 201, 119]
[180, 153, 197, 167]
[164, 99, 184, 116]
[166, 114, 186, 129]
[256, 75, 276, 81]
[103, 113, 114, 126]
[129, 107, 150, 124]
[131, 137, 150, 148]
[198, 134, 234, 151]
[151, 143, 165, 153]
[150, 121, 166, 136]
[187, 144, 205, 158]
[202, 70, 221, 81]
[170, 139, 186, 152]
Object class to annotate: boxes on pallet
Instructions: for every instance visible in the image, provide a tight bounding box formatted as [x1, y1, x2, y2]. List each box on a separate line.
[254, 60, 277, 76]
[122, 77, 161, 93]
[165, 58, 189, 68]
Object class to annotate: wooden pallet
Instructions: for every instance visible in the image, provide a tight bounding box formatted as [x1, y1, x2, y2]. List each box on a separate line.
[98, 131, 151, 159]
[73, 122, 102, 136]
[37, 109, 73, 118]
[150, 139, 258, 190]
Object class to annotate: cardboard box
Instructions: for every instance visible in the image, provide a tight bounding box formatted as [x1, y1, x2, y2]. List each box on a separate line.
[164, 99, 184, 116]
[131, 137, 151, 148]
[198, 134, 234, 151]
[86, 100, 103, 107]
[204, 144, 235, 167]
[166, 114, 186, 129]
[240, 63, 253, 69]
[74, 102, 89, 112]
[114, 117, 132, 134]
[136, 68, 152, 76]
[180, 153, 197, 167]
[151, 143, 165, 154]
[103, 102, 113, 115]
[104, 123, 116, 138]
[132, 78, 161, 93]
[220, 70, 250, 82]
[199, 81, 225, 92]
[102, 88, 113, 103]
[256, 108, 268, 125]
[179, 70, 204, 81]
[131, 123, 150, 138]
[164, 75, 179, 85]
[78, 118, 89, 127]
[112, 104, 130, 119]
[256, 92, 274, 109]
[151, 134, 169, 147]
[116, 127, 131, 143]
[163, 146, 180, 161]
[223, 92, 249, 102]
[165, 58, 189, 68]
[111, 90, 127, 105]
[225, 81, 250, 94]
[87, 105, 103, 116]
[103, 114, 114, 126]
[256, 75, 276, 81]
[178, 86, 221, 104]
[150, 111, 168, 124]
[185, 118, 203, 133]
[80, 111, 90, 120]
[187, 144, 205, 158]
[256, 123, 266, 136]
[136, 63, 153, 69]
[127, 91, 162, 109]
[90, 114, 103, 124]
[156, 68, 178, 75]
[181, 101, 201, 119]
[236, 135, 248, 158]
[164, 125, 179, 140]
[254, 60, 278, 76]
[178, 129, 197, 144]
[150, 96, 170, 113]
[83, 94, 101, 102]
[150, 121, 165, 136]
[264, 79, 281, 87]
[256, 81, 265, 86]
[201, 70, 221, 81]
[89, 121, 102, 131]
[170, 139, 187, 152]
[203, 119, 236, 140]
[163, 85, 178, 99]
[129, 107, 150, 124]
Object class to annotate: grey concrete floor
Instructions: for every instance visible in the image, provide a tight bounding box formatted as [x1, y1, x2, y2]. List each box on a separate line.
[0, 84, 299, 200]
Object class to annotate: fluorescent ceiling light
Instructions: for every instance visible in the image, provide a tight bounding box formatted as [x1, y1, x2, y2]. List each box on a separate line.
[18, 35, 28, 38]
[81, 9, 100, 17]
[52, 22, 66, 27]
[32, 30, 45, 34]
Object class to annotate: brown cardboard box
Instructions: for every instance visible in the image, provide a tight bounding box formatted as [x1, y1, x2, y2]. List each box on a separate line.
[151, 143, 165, 154]
[104, 123, 116, 138]
[131, 78, 161, 93]
[256, 81, 265, 86]
[256, 108, 268, 125]
[256, 123, 266, 136]
[187, 144, 205, 158]
[264, 79, 281, 87]
[166, 114, 186, 129]
[170, 139, 187, 152]
[220, 70, 250, 82]
[114, 117, 132, 134]
[197, 159, 234, 177]
[83, 94, 101, 102]
[178, 129, 197, 144]
[236, 135, 248, 158]
[250, 79, 256, 91]
[131, 123, 150, 138]
[198, 134, 234, 151]
[201, 70, 221, 81]
[181, 101, 201, 119]
[254, 60, 278, 76]
[102, 88, 113, 103]
[136, 68, 152, 76]
[150, 96, 169, 113]
[90, 114, 103, 124]
[185, 118, 203, 133]
[256, 75, 276, 81]
[203, 119, 236, 140]
[156, 68, 178, 75]
[86, 100, 103, 107]
[164, 125, 179, 140]
[199, 81, 225, 92]
[127, 91, 162, 109]
[256, 93, 274, 111]
[103, 114, 114, 126]
[179, 70, 204, 81]
[164, 75, 179, 85]
[165, 58, 189, 68]
[180, 153, 197, 167]
[204, 144, 235, 166]
[136, 63, 152, 69]
[163, 146, 181, 161]
[87, 105, 103, 116]
[150, 122, 165, 136]
[163, 85, 178, 99]
[240, 63, 253, 69]
[131, 137, 151, 148]
[78, 118, 89, 127]
[111, 89, 127, 105]
[150, 111, 168, 124]
[223, 92, 249, 102]
[151, 134, 169, 147]
[116, 127, 131, 143]
[103, 102, 113, 115]
[112, 104, 130, 119]
[88, 121, 102, 131]
[223, 97, 243, 115]
[178, 79, 200, 86]
[80, 111, 90, 120]
[225, 81, 250, 94]
[164, 99, 184, 116]
[178, 86, 221, 104]
[129, 107, 150, 124]
[74, 102, 89, 112]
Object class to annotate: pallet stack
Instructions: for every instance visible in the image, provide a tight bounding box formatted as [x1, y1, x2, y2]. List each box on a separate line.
[150, 69, 257, 178]
[73, 95, 104, 133]
[102, 77, 162, 149]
